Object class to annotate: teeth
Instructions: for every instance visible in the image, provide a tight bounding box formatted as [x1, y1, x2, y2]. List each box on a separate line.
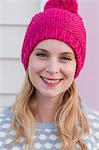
[42, 78, 60, 84]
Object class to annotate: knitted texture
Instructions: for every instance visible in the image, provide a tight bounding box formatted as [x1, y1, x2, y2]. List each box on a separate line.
[44, 0, 78, 13]
[21, 0, 86, 78]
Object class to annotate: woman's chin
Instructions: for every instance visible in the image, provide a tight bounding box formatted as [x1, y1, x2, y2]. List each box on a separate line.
[40, 90, 62, 98]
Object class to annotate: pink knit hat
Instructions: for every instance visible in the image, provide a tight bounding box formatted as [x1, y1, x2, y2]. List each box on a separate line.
[21, 0, 86, 78]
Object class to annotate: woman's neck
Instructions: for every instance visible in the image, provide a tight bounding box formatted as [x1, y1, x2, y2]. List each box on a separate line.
[34, 93, 64, 123]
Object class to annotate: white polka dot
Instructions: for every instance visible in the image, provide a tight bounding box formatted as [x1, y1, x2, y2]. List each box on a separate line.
[35, 143, 41, 149]
[91, 137, 95, 143]
[0, 141, 2, 146]
[0, 131, 6, 137]
[82, 134, 88, 140]
[6, 118, 10, 121]
[92, 111, 99, 116]
[50, 134, 57, 141]
[45, 143, 52, 149]
[12, 147, 20, 150]
[10, 130, 15, 135]
[95, 132, 99, 139]
[92, 122, 99, 128]
[39, 134, 47, 140]
[96, 143, 99, 148]
[55, 143, 61, 149]
[87, 114, 95, 119]
[45, 129, 51, 132]
[5, 138, 12, 144]
[2, 123, 10, 128]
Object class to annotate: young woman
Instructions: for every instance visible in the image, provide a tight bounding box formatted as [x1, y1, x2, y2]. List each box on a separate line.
[0, 0, 99, 150]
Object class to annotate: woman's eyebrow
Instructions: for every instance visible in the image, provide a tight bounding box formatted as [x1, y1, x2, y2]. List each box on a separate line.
[34, 48, 74, 55]
[59, 52, 75, 56]
[34, 48, 48, 53]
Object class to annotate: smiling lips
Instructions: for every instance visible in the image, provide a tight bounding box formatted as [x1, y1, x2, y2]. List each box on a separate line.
[40, 76, 63, 85]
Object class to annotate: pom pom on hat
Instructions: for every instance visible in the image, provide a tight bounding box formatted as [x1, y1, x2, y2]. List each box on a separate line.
[44, 0, 78, 14]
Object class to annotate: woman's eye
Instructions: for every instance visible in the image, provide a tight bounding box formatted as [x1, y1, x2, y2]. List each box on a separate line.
[36, 53, 48, 57]
[61, 56, 71, 61]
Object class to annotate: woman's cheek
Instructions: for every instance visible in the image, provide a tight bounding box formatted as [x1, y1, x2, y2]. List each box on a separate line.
[30, 61, 46, 73]
[61, 65, 76, 78]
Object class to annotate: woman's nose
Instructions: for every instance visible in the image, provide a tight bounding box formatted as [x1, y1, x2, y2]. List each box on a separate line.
[45, 59, 60, 74]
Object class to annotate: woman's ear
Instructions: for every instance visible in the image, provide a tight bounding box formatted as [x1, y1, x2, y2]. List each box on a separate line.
[26, 69, 30, 83]
[26, 69, 32, 86]
[26, 69, 29, 77]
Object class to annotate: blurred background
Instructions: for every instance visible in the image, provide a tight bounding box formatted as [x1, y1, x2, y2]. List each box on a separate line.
[0, 0, 99, 111]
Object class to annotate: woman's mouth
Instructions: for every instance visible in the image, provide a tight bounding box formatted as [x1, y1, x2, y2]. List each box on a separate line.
[40, 76, 63, 87]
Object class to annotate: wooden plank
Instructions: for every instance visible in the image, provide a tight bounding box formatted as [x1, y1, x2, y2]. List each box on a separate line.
[0, 0, 40, 25]
[0, 59, 25, 93]
[0, 94, 16, 107]
[0, 25, 26, 58]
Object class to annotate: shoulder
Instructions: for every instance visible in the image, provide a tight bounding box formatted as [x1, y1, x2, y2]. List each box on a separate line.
[0, 107, 12, 127]
[0, 106, 12, 131]
[0, 107, 13, 148]
[82, 103, 99, 124]
[82, 104, 99, 148]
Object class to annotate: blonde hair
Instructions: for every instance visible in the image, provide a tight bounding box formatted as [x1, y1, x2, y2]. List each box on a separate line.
[11, 71, 89, 150]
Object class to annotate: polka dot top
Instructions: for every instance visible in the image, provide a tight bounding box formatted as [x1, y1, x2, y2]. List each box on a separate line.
[0, 104, 99, 150]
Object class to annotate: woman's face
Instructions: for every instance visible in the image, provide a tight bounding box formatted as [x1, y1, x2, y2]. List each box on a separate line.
[28, 39, 76, 98]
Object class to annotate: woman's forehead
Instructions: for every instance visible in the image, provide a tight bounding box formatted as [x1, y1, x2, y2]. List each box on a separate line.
[34, 39, 74, 54]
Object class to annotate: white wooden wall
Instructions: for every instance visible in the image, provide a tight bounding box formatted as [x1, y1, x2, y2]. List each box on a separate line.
[0, 0, 99, 111]
[0, 0, 40, 107]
